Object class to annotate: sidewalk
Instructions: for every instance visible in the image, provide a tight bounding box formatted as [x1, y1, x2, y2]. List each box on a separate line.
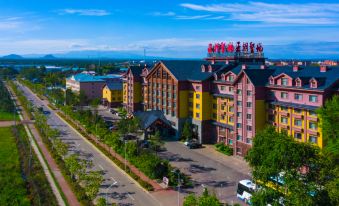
[0, 120, 16, 127]
[7, 84, 80, 206]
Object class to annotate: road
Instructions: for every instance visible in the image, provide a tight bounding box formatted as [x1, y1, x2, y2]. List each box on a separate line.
[17, 82, 159, 206]
[95, 103, 251, 205]
[159, 142, 250, 205]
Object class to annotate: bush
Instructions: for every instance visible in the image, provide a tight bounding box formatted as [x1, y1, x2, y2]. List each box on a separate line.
[215, 143, 233, 156]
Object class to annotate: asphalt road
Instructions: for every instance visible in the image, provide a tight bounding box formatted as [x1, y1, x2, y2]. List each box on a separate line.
[159, 142, 250, 205]
[17, 82, 159, 206]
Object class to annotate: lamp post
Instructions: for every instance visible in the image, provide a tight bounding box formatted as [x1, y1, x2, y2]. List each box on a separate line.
[124, 140, 127, 171]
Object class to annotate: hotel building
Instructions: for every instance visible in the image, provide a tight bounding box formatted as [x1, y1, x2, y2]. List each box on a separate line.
[122, 44, 339, 156]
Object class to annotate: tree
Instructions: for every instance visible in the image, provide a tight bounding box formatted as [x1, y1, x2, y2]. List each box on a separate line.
[64, 154, 87, 181]
[317, 95, 339, 155]
[245, 126, 328, 205]
[96, 197, 107, 206]
[150, 130, 164, 153]
[83, 171, 103, 200]
[117, 107, 127, 119]
[181, 121, 193, 141]
[79, 90, 88, 106]
[183, 188, 221, 206]
[317, 95, 339, 205]
[54, 139, 68, 158]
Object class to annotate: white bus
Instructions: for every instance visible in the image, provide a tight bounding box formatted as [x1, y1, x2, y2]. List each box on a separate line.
[237, 179, 257, 204]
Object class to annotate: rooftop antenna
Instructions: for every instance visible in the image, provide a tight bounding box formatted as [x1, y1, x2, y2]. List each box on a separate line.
[143, 47, 146, 62]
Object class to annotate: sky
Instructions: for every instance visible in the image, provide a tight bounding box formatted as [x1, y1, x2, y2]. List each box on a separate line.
[0, 0, 338, 58]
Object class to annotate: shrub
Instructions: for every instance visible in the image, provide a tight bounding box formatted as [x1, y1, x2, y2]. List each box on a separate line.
[215, 143, 233, 156]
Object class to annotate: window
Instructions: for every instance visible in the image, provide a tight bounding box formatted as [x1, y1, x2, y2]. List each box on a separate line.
[189, 102, 193, 107]
[309, 110, 316, 116]
[294, 119, 302, 126]
[237, 123, 242, 128]
[247, 125, 252, 131]
[173, 102, 176, 108]
[247, 102, 252, 108]
[213, 104, 217, 109]
[228, 139, 233, 145]
[237, 101, 242, 106]
[236, 147, 241, 154]
[196, 85, 200, 90]
[229, 106, 234, 112]
[229, 117, 234, 122]
[237, 89, 242, 95]
[247, 90, 252, 96]
[221, 86, 225, 91]
[281, 92, 288, 99]
[229, 87, 233, 92]
[237, 112, 242, 117]
[189, 92, 193, 98]
[173, 94, 176, 99]
[309, 122, 317, 130]
[173, 85, 177, 91]
[196, 113, 200, 118]
[172, 111, 175, 117]
[212, 113, 217, 118]
[246, 138, 252, 144]
[281, 117, 288, 124]
[221, 115, 225, 120]
[196, 104, 200, 109]
[236, 135, 242, 141]
[228, 75, 234, 81]
[281, 106, 288, 111]
[309, 95, 318, 103]
[294, 109, 302, 113]
[295, 93, 303, 100]
[247, 114, 252, 120]
[294, 133, 302, 139]
[196, 94, 200, 99]
[309, 136, 317, 143]
[281, 78, 288, 86]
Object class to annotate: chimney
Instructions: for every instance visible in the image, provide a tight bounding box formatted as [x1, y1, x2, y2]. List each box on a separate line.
[293, 65, 299, 72]
[242, 64, 247, 70]
[320, 65, 328, 72]
[260, 65, 266, 69]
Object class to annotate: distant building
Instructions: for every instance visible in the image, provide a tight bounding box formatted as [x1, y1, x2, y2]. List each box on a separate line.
[102, 82, 123, 108]
[66, 72, 122, 100]
[322, 60, 338, 66]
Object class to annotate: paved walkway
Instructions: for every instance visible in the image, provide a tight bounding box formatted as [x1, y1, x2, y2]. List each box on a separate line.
[0, 120, 16, 127]
[7, 83, 80, 206]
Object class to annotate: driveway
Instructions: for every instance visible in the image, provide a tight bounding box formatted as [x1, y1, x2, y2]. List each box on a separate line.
[159, 141, 251, 205]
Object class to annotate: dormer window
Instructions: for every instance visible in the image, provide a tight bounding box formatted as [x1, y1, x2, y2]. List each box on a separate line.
[269, 77, 274, 85]
[227, 75, 234, 82]
[201, 65, 206, 72]
[295, 79, 302, 87]
[221, 74, 225, 81]
[281, 78, 288, 86]
[214, 73, 218, 81]
[208, 65, 213, 72]
[310, 78, 318, 88]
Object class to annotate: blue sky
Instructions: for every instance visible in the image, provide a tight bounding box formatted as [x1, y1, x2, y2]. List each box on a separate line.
[0, 0, 338, 58]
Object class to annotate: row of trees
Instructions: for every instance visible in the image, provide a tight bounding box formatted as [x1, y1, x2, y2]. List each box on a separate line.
[245, 95, 339, 206]
[0, 80, 15, 114]
[34, 110, 104, 202]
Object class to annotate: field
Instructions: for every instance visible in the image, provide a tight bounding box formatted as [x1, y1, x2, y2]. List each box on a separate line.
[0, 111, 18, 121]
[0, 127, 30, 206]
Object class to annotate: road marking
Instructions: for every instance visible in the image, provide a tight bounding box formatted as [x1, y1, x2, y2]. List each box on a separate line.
[128, 193, 135, 201]
[99, 164, 104, 170]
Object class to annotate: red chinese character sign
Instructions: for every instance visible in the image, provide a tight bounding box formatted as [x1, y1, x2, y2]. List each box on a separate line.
[207, 41, 264, 56]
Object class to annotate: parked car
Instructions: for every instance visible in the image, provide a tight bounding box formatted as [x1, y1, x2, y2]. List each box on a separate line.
[184, 139, 198, 146]
[43, 110, 51, 115]
[185, 140, 202, 149]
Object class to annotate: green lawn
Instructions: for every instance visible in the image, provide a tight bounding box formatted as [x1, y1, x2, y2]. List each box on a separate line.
[0, 111, 18, 121]
[0, 127, 30, 206]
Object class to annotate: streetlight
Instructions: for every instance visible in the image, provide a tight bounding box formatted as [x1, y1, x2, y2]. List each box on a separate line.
[124, 140, 127, 171]
[105, 180, 117, 206]
[172, 169, 181, 206]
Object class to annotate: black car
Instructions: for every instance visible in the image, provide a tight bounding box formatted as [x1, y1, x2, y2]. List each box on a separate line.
[187, 142, 202, 149]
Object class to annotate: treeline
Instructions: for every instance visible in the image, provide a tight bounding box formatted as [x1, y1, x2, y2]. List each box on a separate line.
[0, 81, 15, 113]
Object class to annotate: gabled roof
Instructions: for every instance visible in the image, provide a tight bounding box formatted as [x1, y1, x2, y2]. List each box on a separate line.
[244, 69, 276, 86]
[133, 110, 171, 130]
[67, 73, 119, 82]
[160, 60, 225, 81]
[128, 65, 144, 76]
[270, 66, 339, 90]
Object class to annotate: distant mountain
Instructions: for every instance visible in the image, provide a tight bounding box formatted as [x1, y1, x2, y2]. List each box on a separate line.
[53, 50, 153, 59]
[41, 54, 57, 59]
[2, 54, 24, 59]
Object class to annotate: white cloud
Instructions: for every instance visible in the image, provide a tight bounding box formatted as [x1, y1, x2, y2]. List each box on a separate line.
[175, 15, 211, 20]
[59, 9, 110, 16]
[180, 2, 339, 25]
[151, 11, 176, 16]
[0, 17, 22, 30]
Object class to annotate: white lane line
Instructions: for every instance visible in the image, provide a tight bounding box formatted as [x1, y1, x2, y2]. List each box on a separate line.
[99, 164, 104, 170]
[127, 193, 135, 201]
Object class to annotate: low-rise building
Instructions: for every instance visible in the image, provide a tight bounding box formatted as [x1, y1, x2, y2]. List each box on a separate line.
[102, 82, 123, 108]
[66, 72, 121, 100]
